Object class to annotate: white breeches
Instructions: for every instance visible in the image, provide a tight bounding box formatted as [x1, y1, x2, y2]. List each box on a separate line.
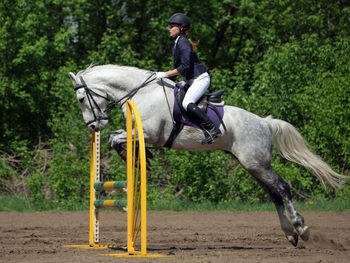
[182, 72, 210, 110]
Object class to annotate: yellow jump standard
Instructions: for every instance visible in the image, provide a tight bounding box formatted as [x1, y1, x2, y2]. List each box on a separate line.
[64, 131, 117, 249]
[65, 100, 168, 257]
[106, 100, 167, 257]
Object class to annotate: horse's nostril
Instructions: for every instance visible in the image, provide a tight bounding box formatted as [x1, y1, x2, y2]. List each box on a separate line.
[90, 124, 95, 130]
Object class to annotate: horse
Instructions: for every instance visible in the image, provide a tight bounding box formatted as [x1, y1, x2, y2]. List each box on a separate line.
[69, 64, 346, 247]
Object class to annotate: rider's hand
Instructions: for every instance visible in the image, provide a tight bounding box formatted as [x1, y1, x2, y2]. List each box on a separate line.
[156, 72, 167, 80]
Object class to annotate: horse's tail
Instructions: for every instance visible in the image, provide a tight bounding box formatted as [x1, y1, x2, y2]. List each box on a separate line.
[265, 115, 347, 189]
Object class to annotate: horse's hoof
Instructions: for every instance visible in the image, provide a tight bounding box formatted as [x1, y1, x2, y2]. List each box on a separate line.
[286, 233, 298, 247]
[299, 226, 310, 241]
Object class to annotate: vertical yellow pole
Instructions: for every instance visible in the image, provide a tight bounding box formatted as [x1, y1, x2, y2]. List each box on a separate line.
[89, 132, 96, 246]
[136, 109, 147, 255]
[126, 100, 147, 255]
[126, 103, 134, 253]
[105, 101, 168, 257]
[140, 141, 147, 255]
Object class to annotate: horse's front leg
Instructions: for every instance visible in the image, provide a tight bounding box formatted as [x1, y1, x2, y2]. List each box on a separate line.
[108, 129, 153, 170]
[108, 129, 128, 161]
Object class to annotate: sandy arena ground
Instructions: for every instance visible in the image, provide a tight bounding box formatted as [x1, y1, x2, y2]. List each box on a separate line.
[1, 210, 349, 263]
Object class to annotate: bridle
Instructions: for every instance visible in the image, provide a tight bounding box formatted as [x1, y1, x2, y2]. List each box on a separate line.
[74, 76, 110, 126]
[74, 74, 156, 127]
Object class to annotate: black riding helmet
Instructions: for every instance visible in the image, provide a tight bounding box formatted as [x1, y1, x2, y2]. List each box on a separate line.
[167, 13, 190, 28]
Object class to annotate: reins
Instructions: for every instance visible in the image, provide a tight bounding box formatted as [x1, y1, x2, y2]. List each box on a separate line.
[104, 73, 157, 113]
[161, 78, 176, 126]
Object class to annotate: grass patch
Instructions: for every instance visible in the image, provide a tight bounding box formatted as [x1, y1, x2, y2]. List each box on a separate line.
[148, 198, 350, 212]
[1, 195, 350, 212]
[295, 199, 350, 211]
[0, 196, 33, 212]
[0, 196, 88, 212]
[148, 198, 276, 211]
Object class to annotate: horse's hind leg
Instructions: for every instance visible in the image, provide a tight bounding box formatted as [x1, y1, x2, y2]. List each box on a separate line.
[264, 169, 310, 244]
[224, 110, 308, 245]
[279, 179, 310, 242]
[261, 170, 310, 242]
[243, 163, 309, 246]
[255, 177, 299, 246]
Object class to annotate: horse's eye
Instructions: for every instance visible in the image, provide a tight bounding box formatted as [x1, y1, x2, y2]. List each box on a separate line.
[79, 97, 84, 103]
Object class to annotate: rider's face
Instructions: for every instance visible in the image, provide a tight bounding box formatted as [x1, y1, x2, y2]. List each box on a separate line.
[168, 24, 181, 38]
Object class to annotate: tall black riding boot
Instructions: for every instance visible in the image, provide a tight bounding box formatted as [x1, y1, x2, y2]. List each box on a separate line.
[186, 103, 221, 144]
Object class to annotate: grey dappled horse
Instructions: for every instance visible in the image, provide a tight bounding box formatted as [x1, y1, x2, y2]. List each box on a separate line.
[69, 64, 345, 247]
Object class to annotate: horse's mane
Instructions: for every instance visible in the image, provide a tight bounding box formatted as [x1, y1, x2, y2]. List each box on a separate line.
[75, 63, 175, 90]
[76, 64, 151, 78]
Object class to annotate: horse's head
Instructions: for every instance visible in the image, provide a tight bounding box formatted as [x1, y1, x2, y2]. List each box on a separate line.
[69, 72, 109, 131]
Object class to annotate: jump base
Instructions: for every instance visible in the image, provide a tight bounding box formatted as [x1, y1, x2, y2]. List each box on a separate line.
[104, 252, 169, 258]
[64, 244, 118, 249]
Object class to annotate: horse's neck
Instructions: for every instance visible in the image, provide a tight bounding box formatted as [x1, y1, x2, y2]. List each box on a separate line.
[84, 65, 175, 112]
[90, 66, 150, 101]
[103, 66, 175, 103]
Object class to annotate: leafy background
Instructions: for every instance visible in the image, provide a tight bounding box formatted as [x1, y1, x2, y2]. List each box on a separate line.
[1, 0, 349, 205]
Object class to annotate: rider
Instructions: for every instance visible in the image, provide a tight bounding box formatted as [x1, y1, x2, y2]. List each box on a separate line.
[156, 13, 221, 144]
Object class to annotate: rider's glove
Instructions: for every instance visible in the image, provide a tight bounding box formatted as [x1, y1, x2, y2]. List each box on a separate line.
[156, 72, 167, 80]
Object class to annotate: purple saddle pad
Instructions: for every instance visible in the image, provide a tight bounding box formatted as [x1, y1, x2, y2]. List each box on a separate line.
[173, 83, 224, 129]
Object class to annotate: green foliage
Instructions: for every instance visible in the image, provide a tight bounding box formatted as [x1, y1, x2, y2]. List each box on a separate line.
[1, 0, 349, 207]
[242, 34, 350, 199]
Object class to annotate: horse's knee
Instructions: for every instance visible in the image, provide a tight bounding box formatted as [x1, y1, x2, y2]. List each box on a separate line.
[108, 130, 127, 148]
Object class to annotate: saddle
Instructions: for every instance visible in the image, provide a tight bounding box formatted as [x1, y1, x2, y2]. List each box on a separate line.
[175, 81, 225, 119]
[163, 82, 226, 148]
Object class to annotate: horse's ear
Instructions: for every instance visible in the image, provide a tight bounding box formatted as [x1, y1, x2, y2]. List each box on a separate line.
[68, 72, 77, 85]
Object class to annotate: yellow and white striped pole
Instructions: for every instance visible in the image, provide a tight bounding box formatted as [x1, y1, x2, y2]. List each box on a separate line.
[89, 131, 100, 247]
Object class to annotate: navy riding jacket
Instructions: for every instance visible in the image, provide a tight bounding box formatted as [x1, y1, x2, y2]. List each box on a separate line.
[172, 35, 208, 81]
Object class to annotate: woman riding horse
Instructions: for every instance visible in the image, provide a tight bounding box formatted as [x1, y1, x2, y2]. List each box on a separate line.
[156, 13, 221, 144]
